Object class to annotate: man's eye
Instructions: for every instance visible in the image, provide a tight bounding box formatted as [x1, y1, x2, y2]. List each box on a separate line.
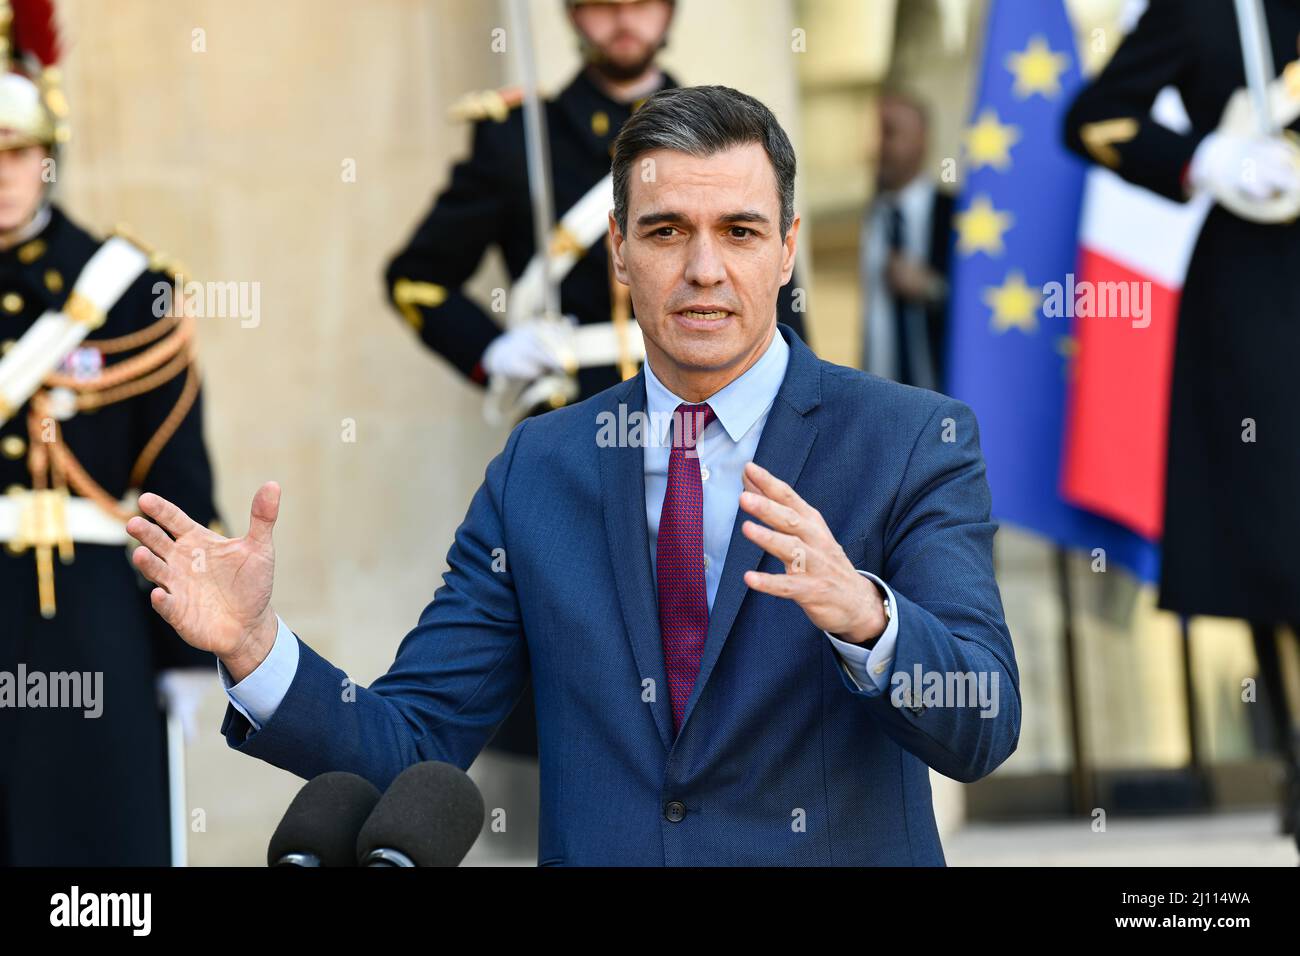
[729, 227, 755, 239]
[653, 226, 679, 238]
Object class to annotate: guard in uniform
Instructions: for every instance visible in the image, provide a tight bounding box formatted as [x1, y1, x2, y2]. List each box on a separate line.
[0, 0, 221, 865]
[385, 0, 809, 760]
[1065, 0, 1300, 841]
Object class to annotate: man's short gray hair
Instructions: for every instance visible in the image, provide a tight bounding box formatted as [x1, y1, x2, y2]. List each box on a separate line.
[611, 85, 796, 239]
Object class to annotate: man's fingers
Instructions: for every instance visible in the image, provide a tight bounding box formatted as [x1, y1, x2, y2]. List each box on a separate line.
[739, 489, 803, 536]
[743, 462, 835, 543]
[743, 569, 805, 599]
[132, 546, 173, 589]
[149, 587, 182, 628]
[137, 493, 200, 539]
[744, 461, 811, 516]
[126, 516, 175, 558]
[742, 519, 807, 567]
[246, 481, 281, 546]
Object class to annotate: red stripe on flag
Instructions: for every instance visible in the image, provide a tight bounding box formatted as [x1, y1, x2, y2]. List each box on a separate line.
[1059, 247, 1178, 541]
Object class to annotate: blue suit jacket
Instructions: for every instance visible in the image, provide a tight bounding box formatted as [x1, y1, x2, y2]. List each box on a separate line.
[222, 323, 1020, 865]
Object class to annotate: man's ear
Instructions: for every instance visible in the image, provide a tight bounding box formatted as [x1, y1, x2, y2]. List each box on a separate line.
[780, 214, 801, 284]
[608, 211, 630, 285]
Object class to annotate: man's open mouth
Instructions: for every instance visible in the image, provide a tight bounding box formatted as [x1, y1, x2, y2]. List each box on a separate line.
[673, 309, 734, 329]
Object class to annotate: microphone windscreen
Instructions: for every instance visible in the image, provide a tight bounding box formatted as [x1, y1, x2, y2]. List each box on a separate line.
[267, 771, 382, 867]
[356, 761, 485, 867]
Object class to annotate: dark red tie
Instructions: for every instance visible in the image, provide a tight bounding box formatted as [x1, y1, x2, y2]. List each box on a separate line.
[657, 401, 715, 735]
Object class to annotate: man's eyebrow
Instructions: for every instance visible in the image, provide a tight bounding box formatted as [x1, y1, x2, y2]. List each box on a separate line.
[718, 210, 771, 226]
[635, 209, 773, 228]
[636, 210, 688, 227]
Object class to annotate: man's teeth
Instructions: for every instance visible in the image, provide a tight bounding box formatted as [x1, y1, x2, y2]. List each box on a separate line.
[683, 310, 727, 318]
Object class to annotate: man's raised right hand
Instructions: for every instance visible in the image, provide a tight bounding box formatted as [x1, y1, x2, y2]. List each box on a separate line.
[127, 481, 282, 683]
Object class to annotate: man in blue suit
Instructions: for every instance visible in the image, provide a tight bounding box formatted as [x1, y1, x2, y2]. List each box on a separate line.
[127, 85, 1019, 866]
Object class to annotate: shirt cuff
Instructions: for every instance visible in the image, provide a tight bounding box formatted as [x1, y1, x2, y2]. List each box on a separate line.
[823, 570, 898, 695]
[216, 615, 299, 732]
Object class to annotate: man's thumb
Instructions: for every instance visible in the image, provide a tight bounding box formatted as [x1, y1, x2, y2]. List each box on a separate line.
[247, 481, 281, 545]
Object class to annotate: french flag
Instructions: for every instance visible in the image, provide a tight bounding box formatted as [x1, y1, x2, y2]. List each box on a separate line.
[1061, 88, 1209, 543]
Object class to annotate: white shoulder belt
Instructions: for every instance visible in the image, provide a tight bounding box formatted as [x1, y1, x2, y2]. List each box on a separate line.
[0, 236, 150, 425]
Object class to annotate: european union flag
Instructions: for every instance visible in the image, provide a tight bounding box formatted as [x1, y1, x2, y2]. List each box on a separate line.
[946, 0, 1159, 581]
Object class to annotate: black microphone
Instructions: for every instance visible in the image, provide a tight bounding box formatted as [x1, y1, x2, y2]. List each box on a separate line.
[356, 761, 485, 867]
[267, 772, 382, 867]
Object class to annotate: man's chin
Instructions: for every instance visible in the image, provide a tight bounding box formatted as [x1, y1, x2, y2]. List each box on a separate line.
[661, 335, 745, 374]
[589, 49, 659, 83]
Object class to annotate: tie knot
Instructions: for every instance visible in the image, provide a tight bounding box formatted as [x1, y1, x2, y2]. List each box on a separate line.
[672, 402, 715, 450]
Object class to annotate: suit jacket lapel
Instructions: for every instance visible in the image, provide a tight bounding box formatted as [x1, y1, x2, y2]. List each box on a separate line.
[598, 371, 675, 751]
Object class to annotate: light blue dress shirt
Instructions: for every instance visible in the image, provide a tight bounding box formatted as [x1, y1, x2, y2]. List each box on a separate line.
[221, 326, 899, 730]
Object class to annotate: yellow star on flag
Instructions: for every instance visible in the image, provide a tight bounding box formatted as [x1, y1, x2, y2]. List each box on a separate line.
[1005, 36, 1070, 99]
[983, 271, 1041, 334]
[963, 109, 1020, 172]
[954, 195, 1014, 256]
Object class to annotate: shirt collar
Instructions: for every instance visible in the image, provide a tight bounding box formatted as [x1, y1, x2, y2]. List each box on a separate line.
[0, 202, 51, 253]
[643, 323, 790, 444]
[873, 174, 933, 219]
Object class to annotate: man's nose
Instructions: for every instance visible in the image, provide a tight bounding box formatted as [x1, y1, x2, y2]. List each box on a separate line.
[682, 232, 727, 286]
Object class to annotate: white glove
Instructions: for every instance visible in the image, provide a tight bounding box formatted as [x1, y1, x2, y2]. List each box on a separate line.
[482, 323, 566, 381]
[1188, 130, 1300, 201]
[156, 669, 213, 745]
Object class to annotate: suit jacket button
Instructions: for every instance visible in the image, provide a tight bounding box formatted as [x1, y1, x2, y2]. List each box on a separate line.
[1, 435, 25, 459]
[664, 800, 686, 823]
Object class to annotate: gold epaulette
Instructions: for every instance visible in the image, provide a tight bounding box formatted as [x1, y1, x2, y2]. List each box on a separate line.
[449, 86, 526, 123]
[108, 222, 195, 283]
[1077, 118, 1139, 170]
